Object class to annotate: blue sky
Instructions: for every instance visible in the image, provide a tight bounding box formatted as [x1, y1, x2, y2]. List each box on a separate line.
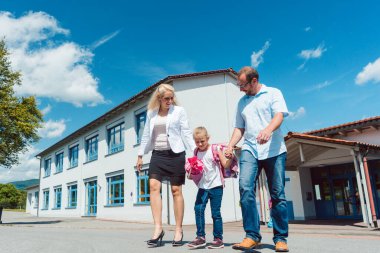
[1, 0, 380, 182]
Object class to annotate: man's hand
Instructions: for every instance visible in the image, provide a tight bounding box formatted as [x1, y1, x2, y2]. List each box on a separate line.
[256, 128, 272, 144]
[224, 146, 234, 159]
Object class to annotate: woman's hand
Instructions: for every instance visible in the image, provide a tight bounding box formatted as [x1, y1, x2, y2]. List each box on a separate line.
[136, 156, 143, 172]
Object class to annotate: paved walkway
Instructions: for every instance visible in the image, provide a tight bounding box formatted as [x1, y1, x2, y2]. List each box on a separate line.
[1, 211, 379, 253]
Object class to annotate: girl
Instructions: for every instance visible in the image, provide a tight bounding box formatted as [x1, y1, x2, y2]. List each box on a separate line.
[187, 127, 233, 249]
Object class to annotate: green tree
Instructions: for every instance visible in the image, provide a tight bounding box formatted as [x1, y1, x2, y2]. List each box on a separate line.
[0, 39, 43, 168]
[0, 184, 23, 208]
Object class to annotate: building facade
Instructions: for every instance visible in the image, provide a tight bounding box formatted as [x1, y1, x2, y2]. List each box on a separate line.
[35, 69, 244, 225]
[283, 117, 380, 227]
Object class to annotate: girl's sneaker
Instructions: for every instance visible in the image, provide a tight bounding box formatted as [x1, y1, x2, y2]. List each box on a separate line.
[207, 238, 224, 249]
[188, 237, 206, 249]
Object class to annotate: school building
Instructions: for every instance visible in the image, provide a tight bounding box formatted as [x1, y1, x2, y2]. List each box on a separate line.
[26, 68, 380, 228]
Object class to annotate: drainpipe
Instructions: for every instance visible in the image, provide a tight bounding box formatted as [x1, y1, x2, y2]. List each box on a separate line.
[351, 150, 369, 226]
[167, 183, 170, 225]
[357, 152, 374, 227]
[257, 176, 264, 223]
[362, 155, 378, 228]
[37, 156, 41, 217]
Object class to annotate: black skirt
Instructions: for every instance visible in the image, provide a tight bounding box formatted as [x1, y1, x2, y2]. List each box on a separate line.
[149, 149, 186, 185]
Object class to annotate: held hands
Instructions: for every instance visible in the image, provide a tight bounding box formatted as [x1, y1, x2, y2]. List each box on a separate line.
[256, 128, 272, 144]
[224, 146, 234, 159]
[136, 156, 143, 172]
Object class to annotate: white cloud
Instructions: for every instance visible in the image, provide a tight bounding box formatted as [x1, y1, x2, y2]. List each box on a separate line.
[298, 43, 326, 60]
[297, 43, 326, 70]
[0, 11, 106, 107]
[251, 41, 271, 68]
[38, 119, 66, 138]
[91, 30, 120, 49]
[355, 57, 380, 85]
[0, 146, 40, 183]
[41, 104, 52, 115]
[304, 80, 332, 93]
[288, 107, 306, 120]
[305, 27, 312, 32]
[298, 43, 327, 60]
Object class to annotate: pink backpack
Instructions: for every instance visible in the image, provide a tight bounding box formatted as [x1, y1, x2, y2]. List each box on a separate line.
[185, 144, 239, 185]
[210, 144, 239, 178]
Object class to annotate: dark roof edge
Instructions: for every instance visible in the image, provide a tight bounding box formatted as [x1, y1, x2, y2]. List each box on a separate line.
[286, 132, 380, 150]
[304, 116, 380, 136]
[36, 68, 237, 157]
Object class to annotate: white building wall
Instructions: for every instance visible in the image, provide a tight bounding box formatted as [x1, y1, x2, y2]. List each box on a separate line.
[339, 128, 380, 145]
[284, 171, 305, 220]
[38, 73, 243, 225]
[298, 167, 316, 219]
[25, 186, 39, 216]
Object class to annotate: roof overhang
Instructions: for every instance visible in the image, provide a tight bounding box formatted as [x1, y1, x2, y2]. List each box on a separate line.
[285, 132, 380, 171]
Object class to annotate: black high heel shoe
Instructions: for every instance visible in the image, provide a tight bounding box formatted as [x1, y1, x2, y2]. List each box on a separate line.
[147, 230, 165, 247]
[172, 231, 183, 247]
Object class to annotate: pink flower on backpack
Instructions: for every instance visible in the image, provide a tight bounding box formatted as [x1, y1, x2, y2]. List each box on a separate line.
[186, 156, 204, 175]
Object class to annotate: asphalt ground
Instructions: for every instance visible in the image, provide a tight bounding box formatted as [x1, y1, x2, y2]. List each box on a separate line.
[0, 211, 379, 253]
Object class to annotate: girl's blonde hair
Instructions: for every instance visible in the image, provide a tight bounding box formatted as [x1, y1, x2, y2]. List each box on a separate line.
[147, 83, 178, 110]
[193, 126, 210, 138]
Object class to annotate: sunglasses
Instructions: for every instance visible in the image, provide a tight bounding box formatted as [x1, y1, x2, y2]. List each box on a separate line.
[162, 96, 174, 102]
[235, 80, 251, 88]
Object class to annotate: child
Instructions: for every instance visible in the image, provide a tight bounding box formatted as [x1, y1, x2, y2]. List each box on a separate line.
[187, 127, 233, 249]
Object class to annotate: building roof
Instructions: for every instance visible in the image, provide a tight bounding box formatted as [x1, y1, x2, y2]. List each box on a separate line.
[36, 68, 237, 157]
[24, 184, 39, 190]
[304, 116, 380, 137]
[286, 132, 380, 150]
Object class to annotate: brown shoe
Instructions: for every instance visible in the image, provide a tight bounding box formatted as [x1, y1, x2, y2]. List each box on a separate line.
[275, 241, 289, 252]
[232, 238, 260, 250]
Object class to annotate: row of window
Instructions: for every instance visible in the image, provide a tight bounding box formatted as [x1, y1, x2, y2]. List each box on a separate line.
[43, 110, 147, 178]
[42, 184, 78, 210]
[41, 171, 150, 210]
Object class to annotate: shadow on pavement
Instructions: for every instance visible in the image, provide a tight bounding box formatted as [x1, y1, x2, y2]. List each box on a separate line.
[289, 219, 367, 228]
[1, 220, 62, 225]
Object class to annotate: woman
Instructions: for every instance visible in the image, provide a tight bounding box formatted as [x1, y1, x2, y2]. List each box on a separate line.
[136, 83, 195, 247]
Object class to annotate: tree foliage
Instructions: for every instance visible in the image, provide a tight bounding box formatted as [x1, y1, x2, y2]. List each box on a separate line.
[0, 183, 26, 209]
[0, 39, 43, 168]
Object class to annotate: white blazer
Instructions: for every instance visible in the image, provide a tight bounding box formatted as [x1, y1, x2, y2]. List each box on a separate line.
[138, 105, 196, 156]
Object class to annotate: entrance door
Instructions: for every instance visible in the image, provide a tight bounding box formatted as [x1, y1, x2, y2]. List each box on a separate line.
[332, 177, 361, 218]
[86, 181, 97, 216]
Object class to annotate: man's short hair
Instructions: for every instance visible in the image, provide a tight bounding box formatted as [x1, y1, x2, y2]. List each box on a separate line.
[238, 66, 259, 82]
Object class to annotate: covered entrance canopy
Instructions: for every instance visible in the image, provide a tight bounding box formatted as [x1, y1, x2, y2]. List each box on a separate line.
[285, 132, 380, 228]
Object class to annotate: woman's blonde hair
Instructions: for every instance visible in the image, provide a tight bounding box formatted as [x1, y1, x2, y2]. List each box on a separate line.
[193, 126, 210, 138]
[147, 83, 178, 110]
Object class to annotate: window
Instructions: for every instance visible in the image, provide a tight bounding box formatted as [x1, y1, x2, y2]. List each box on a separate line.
[135, 111, 147, 144]
[44, 158, 51, 177]
[107, 123, 124, 154]
[43, 190, 49, 209]
[54, 187, 62, 209]
[136, 170, 150, 204]
[107, 174, 124, 205]
[86, 135, 98, 162]
[67, 184, 77, 208]
[34, 191, 39, 208]
[55, 152, 63, 173]
[69, 145, 79, 168]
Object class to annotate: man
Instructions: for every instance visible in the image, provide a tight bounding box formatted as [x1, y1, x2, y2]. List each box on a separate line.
[225, 66, 289, 252]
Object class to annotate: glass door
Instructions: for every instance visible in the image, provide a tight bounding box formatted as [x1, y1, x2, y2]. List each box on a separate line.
[86, 181, 97, 216]
[332, 177, 361, 218]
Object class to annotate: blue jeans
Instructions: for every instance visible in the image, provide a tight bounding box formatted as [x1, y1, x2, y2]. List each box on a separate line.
[194, 186, 223, 240]
[239, 151, 288, 243]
